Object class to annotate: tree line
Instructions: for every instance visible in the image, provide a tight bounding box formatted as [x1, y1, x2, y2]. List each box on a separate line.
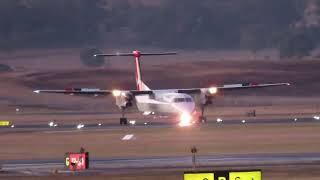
[0, 0, 319, 58]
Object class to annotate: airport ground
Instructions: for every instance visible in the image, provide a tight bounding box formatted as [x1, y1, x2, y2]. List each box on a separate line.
[1, 120, 320, 179]
[1, 123, 320, 160]
[0, 48, 320, 179]
[1, 121, 320, 179]
[2, 166, 320, 180]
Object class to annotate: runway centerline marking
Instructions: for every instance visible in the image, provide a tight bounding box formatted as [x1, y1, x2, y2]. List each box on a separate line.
[122, 134, 134, 141]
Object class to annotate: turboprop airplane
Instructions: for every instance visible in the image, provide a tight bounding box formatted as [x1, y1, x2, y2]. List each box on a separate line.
[34, 50, 290, 126]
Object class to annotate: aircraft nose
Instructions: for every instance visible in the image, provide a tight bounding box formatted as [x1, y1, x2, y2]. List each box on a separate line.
[180, 102, 195, 113]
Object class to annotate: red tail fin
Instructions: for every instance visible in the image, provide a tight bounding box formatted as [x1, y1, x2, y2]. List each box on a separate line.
[133, 51, 143, 90]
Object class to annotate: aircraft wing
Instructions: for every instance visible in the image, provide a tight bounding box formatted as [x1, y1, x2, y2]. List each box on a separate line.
[33, 88, 112, 96]
[34, 83, 289, 96]
[175, 82, 290, 94]
[33, 88, 153, 96]
[217, 82, 290, 90]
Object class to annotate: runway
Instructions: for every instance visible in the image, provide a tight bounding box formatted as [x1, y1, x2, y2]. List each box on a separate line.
[1, 116, 320, 176]
[2, 153, 320, 176]
[0, 116, 319, 133]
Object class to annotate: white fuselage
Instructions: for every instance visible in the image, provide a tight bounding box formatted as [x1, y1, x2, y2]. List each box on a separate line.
[135, 92, 196, 115]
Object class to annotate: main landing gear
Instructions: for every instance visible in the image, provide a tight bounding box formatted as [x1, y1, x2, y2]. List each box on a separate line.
[198, 104, 207, 123]
[120, 108, 128, 125]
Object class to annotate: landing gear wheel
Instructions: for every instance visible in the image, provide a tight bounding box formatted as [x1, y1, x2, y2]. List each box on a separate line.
[199, 104, 208, 123]
[120, 108, 128, 125]
[198, 116, 207, 123]
[120, 117, 128, 125]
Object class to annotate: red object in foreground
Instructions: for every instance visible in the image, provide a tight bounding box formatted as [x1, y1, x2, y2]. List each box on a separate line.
[65, 152, 89, 170]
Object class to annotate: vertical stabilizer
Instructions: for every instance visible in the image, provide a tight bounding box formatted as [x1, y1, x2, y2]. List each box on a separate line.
[133, 51, 150, 91]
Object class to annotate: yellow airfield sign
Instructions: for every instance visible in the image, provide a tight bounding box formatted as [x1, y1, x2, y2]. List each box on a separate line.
[0, 121, 10, 126]
[184, 170, 261, 180]
[230, 171, 261, 180]
[184, 173, 214, 180]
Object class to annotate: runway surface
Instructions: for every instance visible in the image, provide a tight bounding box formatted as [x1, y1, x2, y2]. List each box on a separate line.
[1, 153, 320, 176]
[0, 116, 319, 133]
[1, 116, 320, 176]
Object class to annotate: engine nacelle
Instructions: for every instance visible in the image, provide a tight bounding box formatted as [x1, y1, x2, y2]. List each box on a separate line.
[115, 92, 133, 109]
[124, 101, 133, 107]
[204, 95, 213, 105]
[199, 94, 212, 105]
[200, 89, 215, 105]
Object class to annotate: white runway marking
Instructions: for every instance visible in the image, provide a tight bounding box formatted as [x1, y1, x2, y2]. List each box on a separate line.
[44, 130, 80, 134]
[122, 134, 134, 141]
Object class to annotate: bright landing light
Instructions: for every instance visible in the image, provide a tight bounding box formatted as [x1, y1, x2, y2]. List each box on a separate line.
[209, 87, 218, 94]
[179, 113, 192, 127]
[112, 90, 121, 97]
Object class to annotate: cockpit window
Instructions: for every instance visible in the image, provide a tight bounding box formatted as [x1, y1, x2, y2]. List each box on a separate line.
[173, 98, 184, 103]
[186, 98, 192, 102]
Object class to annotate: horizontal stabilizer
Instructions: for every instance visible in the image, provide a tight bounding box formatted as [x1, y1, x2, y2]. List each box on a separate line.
[94, 51, 177, 58]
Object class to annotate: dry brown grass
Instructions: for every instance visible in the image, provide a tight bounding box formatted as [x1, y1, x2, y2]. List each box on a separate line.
[1, 48, 320, 179]
[0, 48, 319, 120]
